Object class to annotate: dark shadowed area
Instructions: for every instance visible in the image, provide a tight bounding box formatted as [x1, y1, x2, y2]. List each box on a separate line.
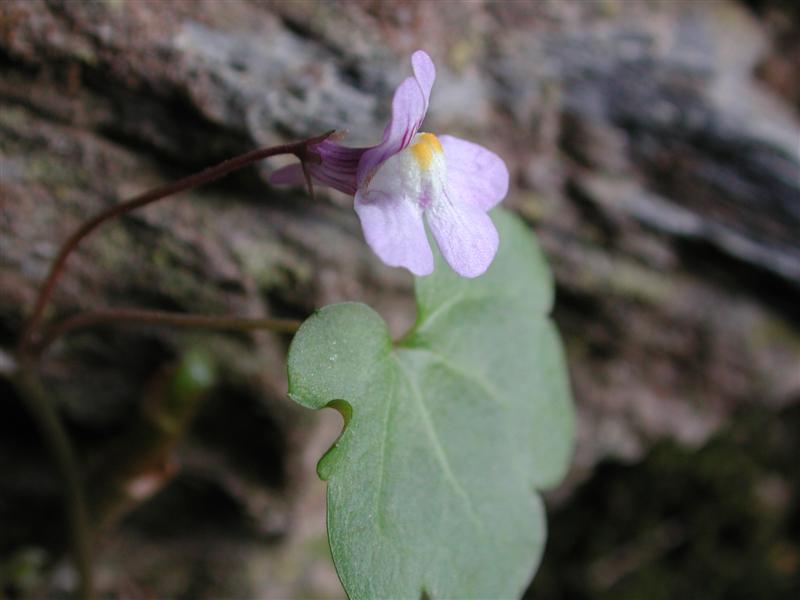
[1, 0, 798, 598]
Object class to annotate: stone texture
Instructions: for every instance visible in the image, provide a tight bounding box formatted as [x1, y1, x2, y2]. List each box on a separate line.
[1, 0, 798, 597]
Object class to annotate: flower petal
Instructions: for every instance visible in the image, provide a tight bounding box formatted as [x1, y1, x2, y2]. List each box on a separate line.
[411, 50, 435, 110]
[269, 141, 367, 195]
[311, 141, 368, 195]
[354, 189, 434, 276]
[357, 51, 436, 186]
[427, 187, 500, 278]
[439, 135, 509, 211]
[269, 163, 305, 186]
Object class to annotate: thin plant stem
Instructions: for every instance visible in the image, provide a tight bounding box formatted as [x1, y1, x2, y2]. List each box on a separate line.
[34, 308, 303, 357]
[17, 131, 332, 357]
[12, 365, 94, 600]
[12, 132, 329, 600]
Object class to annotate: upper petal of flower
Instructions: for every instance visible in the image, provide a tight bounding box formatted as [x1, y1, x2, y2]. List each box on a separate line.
[354, 188, 434, 276]
[439, 135, 509, 211]
[356, 51, 436, 187]
[411, 50, 436, 111]
[426, 187, 500, 278]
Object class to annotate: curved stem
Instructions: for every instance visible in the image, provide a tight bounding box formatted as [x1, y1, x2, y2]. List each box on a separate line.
[17, 131, 332, 357]
[35, 308, 303, 357]
[12, 365, 94, 600]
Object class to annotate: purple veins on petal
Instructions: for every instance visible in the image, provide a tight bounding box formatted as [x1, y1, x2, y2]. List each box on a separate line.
[269, 140, 367, 195]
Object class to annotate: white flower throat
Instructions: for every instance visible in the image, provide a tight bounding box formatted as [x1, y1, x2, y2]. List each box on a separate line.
[366, 132, 447, 210]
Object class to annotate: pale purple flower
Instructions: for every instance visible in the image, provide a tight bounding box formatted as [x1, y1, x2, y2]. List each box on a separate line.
[270, 51, 509, 278]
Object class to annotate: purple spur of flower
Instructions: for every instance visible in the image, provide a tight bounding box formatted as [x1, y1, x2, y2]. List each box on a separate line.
[270, 50, 509, 278]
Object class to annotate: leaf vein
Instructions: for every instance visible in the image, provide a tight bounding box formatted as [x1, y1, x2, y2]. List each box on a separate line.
[394, 357, 484, 532]
[408, 347, 504, 406]
[374, 365, 397, 534]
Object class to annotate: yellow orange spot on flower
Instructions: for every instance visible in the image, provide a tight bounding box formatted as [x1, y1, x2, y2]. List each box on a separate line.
[410, 133, 443, 170]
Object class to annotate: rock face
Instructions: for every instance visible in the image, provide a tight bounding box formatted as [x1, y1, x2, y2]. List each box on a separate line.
[1, 1, 798, 597]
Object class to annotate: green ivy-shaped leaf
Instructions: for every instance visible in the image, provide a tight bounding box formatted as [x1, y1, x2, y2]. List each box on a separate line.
[287, 209, 574, 599]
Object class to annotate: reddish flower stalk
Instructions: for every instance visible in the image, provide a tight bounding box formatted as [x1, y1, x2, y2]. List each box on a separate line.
[34, 308, 302, 357]
[17, 131, 333, 358]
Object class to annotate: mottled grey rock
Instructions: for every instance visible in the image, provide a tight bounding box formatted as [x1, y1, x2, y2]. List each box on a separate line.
[1, 0, 799, 597]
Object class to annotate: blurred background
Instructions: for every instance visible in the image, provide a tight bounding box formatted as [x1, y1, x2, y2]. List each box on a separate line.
[1, 0, 798, 598]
